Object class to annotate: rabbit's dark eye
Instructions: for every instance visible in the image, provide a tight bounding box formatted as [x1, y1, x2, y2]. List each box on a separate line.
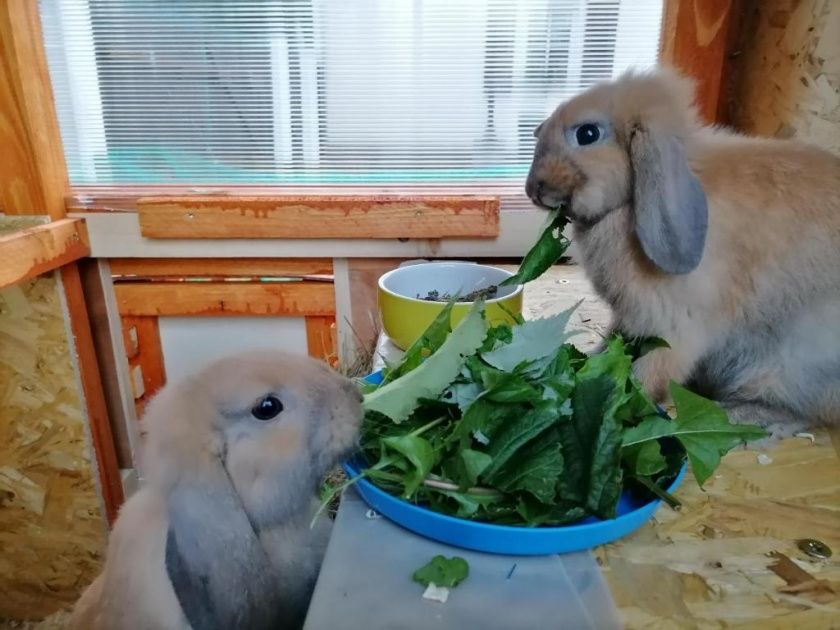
[575, 123, 601, 146]
[251, 396, 283, 421]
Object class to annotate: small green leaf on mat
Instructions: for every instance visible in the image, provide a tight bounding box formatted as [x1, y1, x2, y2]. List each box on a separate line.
[412, 556, 470, 589]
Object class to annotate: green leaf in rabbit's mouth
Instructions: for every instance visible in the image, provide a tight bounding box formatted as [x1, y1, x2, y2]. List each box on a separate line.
[501, 210, 570, 287]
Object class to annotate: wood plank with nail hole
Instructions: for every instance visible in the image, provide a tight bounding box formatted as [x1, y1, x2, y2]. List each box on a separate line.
[136, 196, 500, 239]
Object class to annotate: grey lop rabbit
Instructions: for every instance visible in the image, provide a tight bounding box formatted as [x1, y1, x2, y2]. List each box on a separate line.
[526, 68, 840, 438]
[69, 351, 363, 630]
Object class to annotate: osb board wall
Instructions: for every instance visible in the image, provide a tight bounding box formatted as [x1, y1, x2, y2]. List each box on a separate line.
[0, 221, 106, 619]
[722, 0, 840, 153]
[599, 432, 840, 628]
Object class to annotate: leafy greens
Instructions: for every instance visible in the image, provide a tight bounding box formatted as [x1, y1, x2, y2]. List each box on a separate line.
[354, 304, 767, 527]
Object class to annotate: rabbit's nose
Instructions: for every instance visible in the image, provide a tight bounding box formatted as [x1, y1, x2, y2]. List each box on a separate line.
[525, 177, 543, 203]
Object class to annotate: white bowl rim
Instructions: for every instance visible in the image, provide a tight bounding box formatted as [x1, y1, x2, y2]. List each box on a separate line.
[378, 261, 524, 305]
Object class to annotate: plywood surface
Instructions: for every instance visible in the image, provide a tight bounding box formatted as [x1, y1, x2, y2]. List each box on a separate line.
[0, 275, 106, 619]
[599, 433, 840, 629]
[721, 0, 840, 154]
[522, 265, 840, 629]
[137, 196, 500, 239]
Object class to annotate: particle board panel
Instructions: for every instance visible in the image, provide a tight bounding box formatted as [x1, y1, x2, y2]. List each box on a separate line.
[136, 196, 500, 239]
[599, 432, 840, 628]
[719, 0, 840, 154]
[0, 275, 106, 619]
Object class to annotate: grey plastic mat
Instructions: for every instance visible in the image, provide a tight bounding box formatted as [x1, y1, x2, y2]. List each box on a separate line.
[304, 489, 621, 630]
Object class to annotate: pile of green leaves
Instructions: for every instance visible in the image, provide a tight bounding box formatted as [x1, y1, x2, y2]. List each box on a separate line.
[355, 301, 767, 526]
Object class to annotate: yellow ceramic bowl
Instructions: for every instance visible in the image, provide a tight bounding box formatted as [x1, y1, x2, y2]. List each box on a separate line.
[378, 262, 524, 350]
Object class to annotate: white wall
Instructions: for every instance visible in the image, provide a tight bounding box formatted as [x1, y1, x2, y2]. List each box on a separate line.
[158, 316, 309, 383]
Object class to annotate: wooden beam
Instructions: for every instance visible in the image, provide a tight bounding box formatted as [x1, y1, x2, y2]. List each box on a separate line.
[121, 316, 166, 420]
[67, 184, 520, 214]
[136, 196, 500, 239]
[0, 219, 90, 289]
[0, 0, 69, 218]
[109, 257, 333, 278]
[114, 282, 336, 317]
[306, 316, 338, 366]
[348, 258, 402, 352]
[659, 0, 737, 123]
[59, 265, 124, 524]
[78, 210, 548, 259]
[78, 260, 141, 469]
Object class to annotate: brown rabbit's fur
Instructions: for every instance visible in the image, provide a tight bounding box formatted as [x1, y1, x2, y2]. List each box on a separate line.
[527, 68, 840, 437]
[70, 352, 363, 630]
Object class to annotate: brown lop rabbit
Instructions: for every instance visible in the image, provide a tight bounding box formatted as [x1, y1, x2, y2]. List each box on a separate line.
[70, 351, 363, 630]
[526, 68, 840, 438]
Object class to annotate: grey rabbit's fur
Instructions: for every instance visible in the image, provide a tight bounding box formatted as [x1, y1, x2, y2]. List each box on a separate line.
[69, 352, 363, 630]
[527, 68, 840, 438]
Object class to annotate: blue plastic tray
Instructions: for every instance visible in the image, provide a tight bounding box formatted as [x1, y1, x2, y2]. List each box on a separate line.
[344, 371, 686, 556]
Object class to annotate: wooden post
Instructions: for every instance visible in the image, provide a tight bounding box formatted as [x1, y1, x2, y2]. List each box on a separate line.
[0, 0, 69, 218]
[0, 0, 124, 522]
[659, 0, 738, 124]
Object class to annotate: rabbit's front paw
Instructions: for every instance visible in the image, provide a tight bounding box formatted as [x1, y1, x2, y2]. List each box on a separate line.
[721, 402, 809, 445]
[632, 349, 676, 402]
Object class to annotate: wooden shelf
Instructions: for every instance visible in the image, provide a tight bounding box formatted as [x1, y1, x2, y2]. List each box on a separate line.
[0, 218, 90, 289]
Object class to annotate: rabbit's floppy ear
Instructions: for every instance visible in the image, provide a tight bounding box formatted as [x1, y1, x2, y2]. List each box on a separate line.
[630, 125, 708, 274]
[164, 457, 280, 630]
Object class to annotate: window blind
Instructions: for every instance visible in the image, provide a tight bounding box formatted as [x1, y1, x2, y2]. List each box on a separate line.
[39, 0, 663, 187]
